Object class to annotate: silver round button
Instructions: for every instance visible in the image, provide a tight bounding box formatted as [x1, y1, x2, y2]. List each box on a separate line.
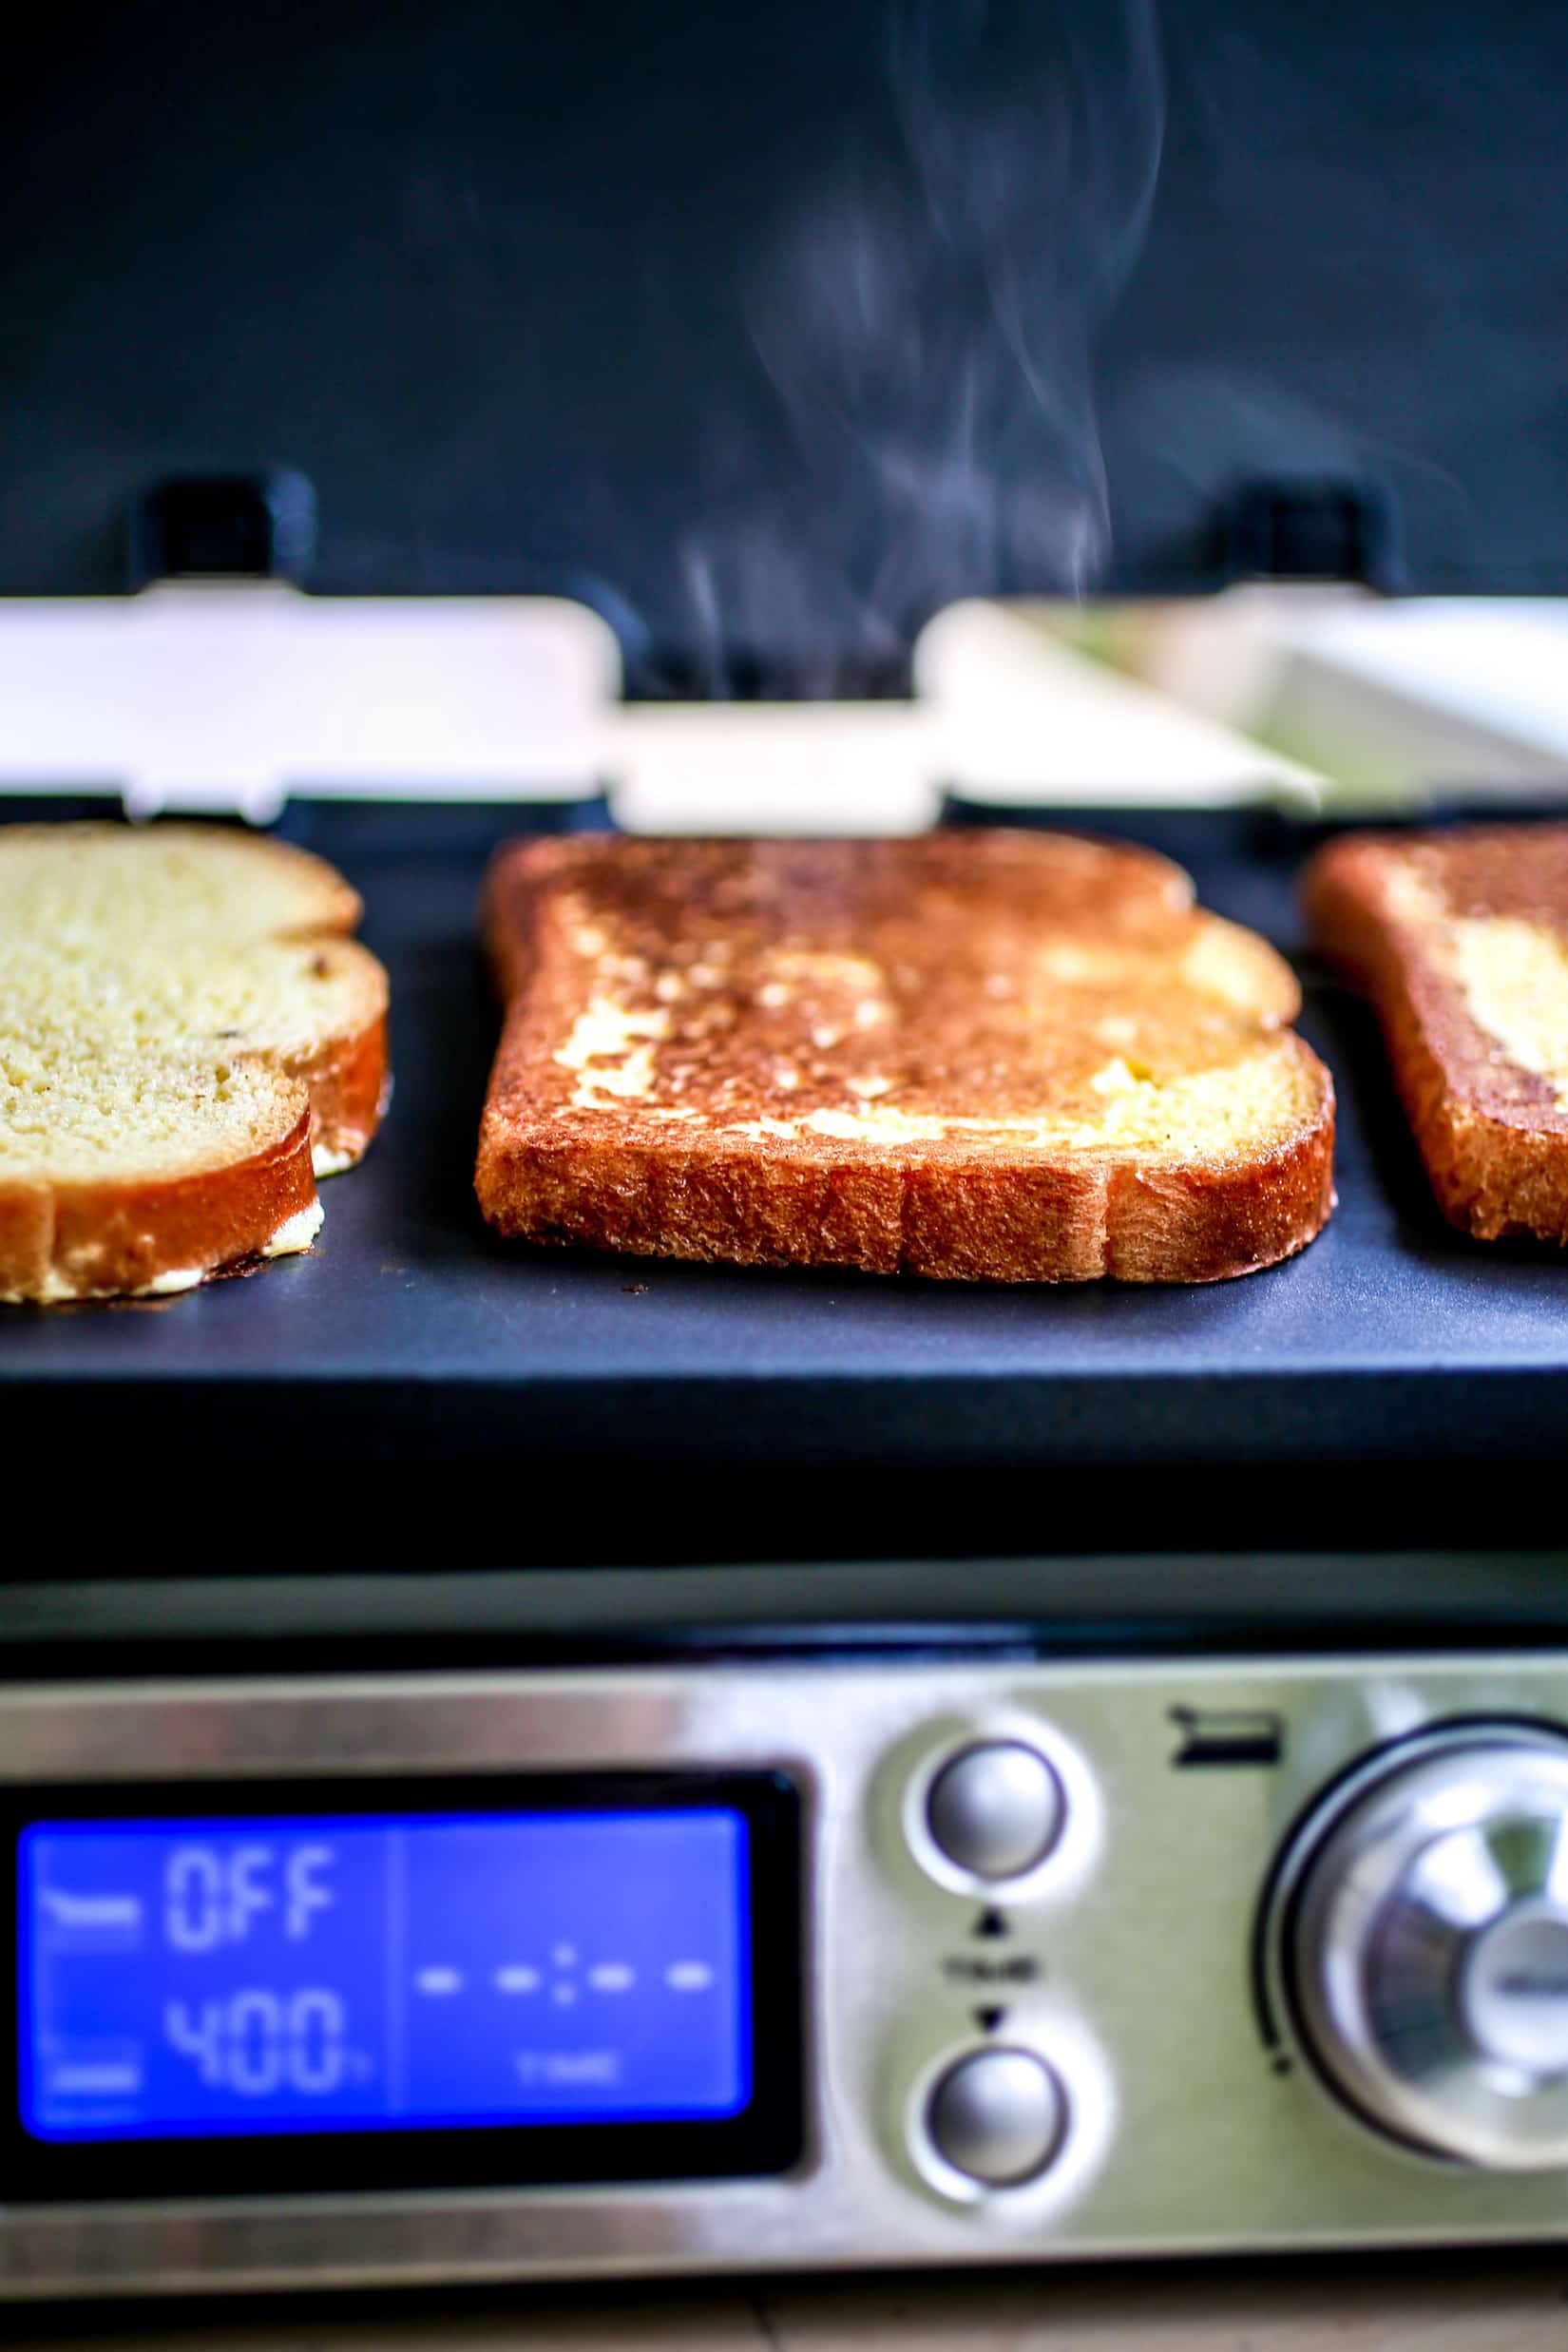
[926, 1743, 1064, 1882]
[926, 2047, 1066, 2187]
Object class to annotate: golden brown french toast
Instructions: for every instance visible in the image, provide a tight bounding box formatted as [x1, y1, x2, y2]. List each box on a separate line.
[1306, 823, 1568, 1245]
[476, 832, 1333, 1284]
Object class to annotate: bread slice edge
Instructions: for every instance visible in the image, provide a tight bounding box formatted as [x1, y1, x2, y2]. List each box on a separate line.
[476, 1024, 1335, 1284]
[1305, 832, 1568, 1244]
[0, 1100, 321, 1304]
[0, 820, 390, 1300]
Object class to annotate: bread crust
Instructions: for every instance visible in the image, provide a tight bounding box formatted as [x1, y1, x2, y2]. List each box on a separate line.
[477, 834, 1335, 1285]
[0, 821, 389, 1301]
[286, 1010, 390, 1172]
[478, 1080, 1335, 1284]
[1306, 826, 1568, 1244]
[0, 1106, 316, 1303]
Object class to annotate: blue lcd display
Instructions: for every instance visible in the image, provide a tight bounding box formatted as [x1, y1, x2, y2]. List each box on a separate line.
[17, 1808, 750, 2143]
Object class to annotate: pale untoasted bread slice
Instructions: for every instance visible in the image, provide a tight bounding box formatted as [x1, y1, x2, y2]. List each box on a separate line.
[0, 820, 360, 945]
[1306, 823, 1568, 1244]
[477, 832, 1334, 1284]
[0, 823, 389, 1303]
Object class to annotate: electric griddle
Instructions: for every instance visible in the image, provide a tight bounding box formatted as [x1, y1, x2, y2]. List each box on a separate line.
[0, 794, 1561, 1578]
[7, 0, 1568, 2303]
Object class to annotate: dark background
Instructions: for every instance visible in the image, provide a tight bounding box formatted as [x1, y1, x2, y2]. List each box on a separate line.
[4, 1, 1566, 686]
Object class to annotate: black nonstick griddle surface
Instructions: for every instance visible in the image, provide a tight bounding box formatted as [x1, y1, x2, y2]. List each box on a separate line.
[3, 799, 1565, 1568]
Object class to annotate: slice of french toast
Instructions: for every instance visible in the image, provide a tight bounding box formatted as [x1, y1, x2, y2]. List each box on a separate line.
[477, 832, 1334, 1284]
[1306, 823, 1568, 1244]
[0, 823, 389, 1303]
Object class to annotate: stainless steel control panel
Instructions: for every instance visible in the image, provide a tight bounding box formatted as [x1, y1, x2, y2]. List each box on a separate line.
[6, 1653, 1568, 2299]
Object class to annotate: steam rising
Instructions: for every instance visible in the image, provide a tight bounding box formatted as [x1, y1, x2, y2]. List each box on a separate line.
[679, 0, 1166, 693]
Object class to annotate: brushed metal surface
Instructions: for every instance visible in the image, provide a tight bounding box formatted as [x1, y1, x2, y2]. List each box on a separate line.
[6, 1654, 1568, 2297]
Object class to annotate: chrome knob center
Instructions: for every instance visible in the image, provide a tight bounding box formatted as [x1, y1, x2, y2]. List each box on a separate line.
[1458, 1900, 1568, 2075]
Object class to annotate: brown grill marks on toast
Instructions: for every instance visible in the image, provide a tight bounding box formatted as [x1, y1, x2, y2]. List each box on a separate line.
[477, 832, 1334, 1284]
[1306, 823, 1568, 1245]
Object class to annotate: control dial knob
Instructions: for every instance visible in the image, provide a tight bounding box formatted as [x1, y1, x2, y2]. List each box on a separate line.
[1286, 1730, 1568, 2170]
